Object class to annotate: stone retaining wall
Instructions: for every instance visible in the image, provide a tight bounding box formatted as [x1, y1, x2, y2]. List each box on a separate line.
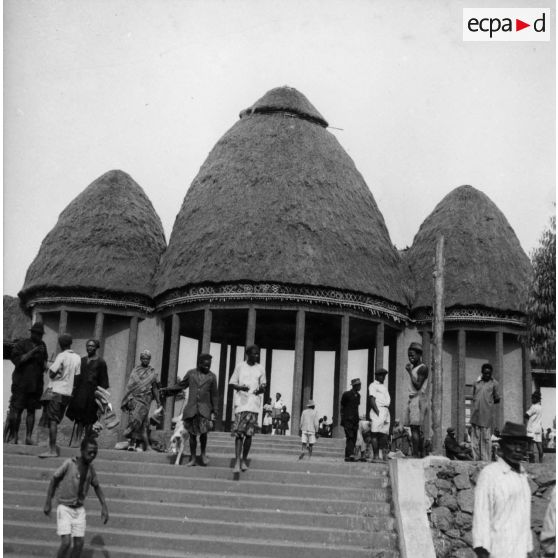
[424, 457, 556, 558]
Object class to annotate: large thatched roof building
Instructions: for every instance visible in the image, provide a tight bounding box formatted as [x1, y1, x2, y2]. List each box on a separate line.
[10, 87, 534, 440]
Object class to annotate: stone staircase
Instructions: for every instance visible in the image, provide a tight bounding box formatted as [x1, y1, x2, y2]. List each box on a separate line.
[3, 433, 400, 557]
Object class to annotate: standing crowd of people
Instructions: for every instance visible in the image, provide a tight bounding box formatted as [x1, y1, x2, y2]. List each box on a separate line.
[5, 326, 555, 557]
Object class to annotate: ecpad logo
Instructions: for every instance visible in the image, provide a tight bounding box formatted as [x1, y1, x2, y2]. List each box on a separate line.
[463, 8, 550, 41]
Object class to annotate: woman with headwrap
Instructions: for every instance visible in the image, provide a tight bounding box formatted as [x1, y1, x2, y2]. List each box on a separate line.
[120, 350, 163, 451]
[66, 339, 109, 445]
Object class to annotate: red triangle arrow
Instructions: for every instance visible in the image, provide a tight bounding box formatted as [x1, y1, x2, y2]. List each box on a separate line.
[516, 19, 530, 31]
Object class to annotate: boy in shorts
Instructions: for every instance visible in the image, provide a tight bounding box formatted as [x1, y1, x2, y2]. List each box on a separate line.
[43, 437, 109, 557]
[299, 400, 319, 460]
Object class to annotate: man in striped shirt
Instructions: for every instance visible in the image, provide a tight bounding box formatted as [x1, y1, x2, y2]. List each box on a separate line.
[472, 421, 533, 558]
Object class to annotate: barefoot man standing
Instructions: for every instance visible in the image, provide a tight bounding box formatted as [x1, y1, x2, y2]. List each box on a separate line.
[229, 345, 266, 473]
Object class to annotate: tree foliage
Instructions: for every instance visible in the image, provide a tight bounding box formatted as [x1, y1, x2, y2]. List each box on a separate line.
[526, 216, 556, 370]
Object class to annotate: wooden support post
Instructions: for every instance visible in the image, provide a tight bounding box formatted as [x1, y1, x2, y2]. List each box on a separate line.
[163, 314, 180, 429]
[246, 306, 256, 348]
[216, 343, 229, 430]
[58, 309, 68, 336]
[421, 330, 432, 440]
[93, 312, 104, 356]
[201, 308, 213, 355]
[290, 310, 306, 435]
[225, 345, 238, 430]
[388, 336, 397, 433]
[264, 348, 273, 402]
[366, 347, 375, 418]
[431, 235, 445, 455]
[495, 329, 504, 429]
[522, 343, 532, 413]
[332, 314, 350, 438]
[33, 310, 42, 325]
[375, 322, 385, 370]
[302, 338, 315, 408]
[456, 329, 466, 443]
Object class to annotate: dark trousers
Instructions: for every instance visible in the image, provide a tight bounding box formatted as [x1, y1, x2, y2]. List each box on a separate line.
[344, 425, 358, 458]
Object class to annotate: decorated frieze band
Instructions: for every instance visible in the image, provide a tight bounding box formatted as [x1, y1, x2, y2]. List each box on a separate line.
[156, 283, 408, 323]
[21, 289, 154, 314]
[414, 307, 526, 327]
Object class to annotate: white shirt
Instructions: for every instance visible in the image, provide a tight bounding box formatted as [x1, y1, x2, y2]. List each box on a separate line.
[48, 349, 81, 396]
[229, 361, 265, 413]
[472, 457, 533, 558]
[526, 403, 543, 442]
[369, 380, 390, 407]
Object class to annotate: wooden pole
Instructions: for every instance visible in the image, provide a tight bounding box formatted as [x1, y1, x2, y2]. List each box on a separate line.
[431, 235, 445, 455]
[163, 314, 180, 429]
[290, 309, 306, 435]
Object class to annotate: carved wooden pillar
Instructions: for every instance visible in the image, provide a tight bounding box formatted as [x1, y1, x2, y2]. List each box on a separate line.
[456, 329, 466, 443]
[201, 308, 212, 355]
[333, 314, 350, 438]
[246, 306, 256, 348]
[522, 343, 532, 413]
[216, 342, 228, 430]
[375, 322, 384, 370]
[163, 314, 180, 429]
[302, 338, 315, 408]
[225, 345, 238, 430]
[58, 309, 68, 336]
[93, 312, 104, 356]
[290, 309, 305, 435]
[495, 329, 504, 429]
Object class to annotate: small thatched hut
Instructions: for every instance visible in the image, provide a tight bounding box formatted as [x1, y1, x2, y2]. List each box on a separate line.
[403, 185, 532, 440]
[155, 86, 407, 432]
[17, 170, 167, 409]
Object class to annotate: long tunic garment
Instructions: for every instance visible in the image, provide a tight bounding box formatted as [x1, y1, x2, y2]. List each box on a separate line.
[472, 458, 533, 558]
[66, 357, 109, 425]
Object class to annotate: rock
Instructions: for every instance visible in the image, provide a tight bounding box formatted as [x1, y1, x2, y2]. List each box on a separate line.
[533, 470, 556, 489]
[437, 467, 457, 480]
[461, 530, 473, 547]
[445, 528, 461, 539]
[426, 481, 439, 499]
[452, 548, 476, 558]
[454, 473, 471, 490]
[439, 493, 459, 512]
[431, 506, 453, 532]
[454, 511, 473, 530]
[433, 534, 453, 558]
[425, 467, 439, 481]
[457, 489, 474, 513]
[436, 478, 453, 491]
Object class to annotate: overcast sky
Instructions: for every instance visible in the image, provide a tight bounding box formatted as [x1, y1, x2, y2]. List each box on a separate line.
[3, 0, 555, 297]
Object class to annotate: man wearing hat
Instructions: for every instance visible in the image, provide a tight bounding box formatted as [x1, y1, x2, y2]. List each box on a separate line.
[40, 333, 81, 458]
[472, 421, 532, 558]
[404, 342, 429, 457]
[369, 368, 391, 461]
[299, 399, 320, 460]
[444, 427, 472, 460]
[164, 352, 218, 467]
[340, 378, 362, 462]
[7, 322, 48, 444]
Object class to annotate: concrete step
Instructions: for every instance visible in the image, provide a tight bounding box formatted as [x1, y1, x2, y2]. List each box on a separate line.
[4, 444, 387, 476]
[3, 458, 389, 489]
[4, 521, 398, 558]
[3, 538, 279, 558]
[4, 465, 388, 501]
[5, 506, 397, 548]
[3, 491, 395, 531]
[3, 478, 391, 515]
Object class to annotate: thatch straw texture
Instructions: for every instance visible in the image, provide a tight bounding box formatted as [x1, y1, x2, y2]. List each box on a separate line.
[155, 87, 405, 305]
[20, 170, 166, 300]
[3, 295, 30, 340]
[241, 86, 328, 127]
[406, 185, 531, 313]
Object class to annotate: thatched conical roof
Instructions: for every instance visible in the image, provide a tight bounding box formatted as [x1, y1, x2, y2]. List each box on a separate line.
[20, 170, 166, 303]
[155, 86, 405, 307]
[406, 185, 531, 313]
[3, 295, 30, 341]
